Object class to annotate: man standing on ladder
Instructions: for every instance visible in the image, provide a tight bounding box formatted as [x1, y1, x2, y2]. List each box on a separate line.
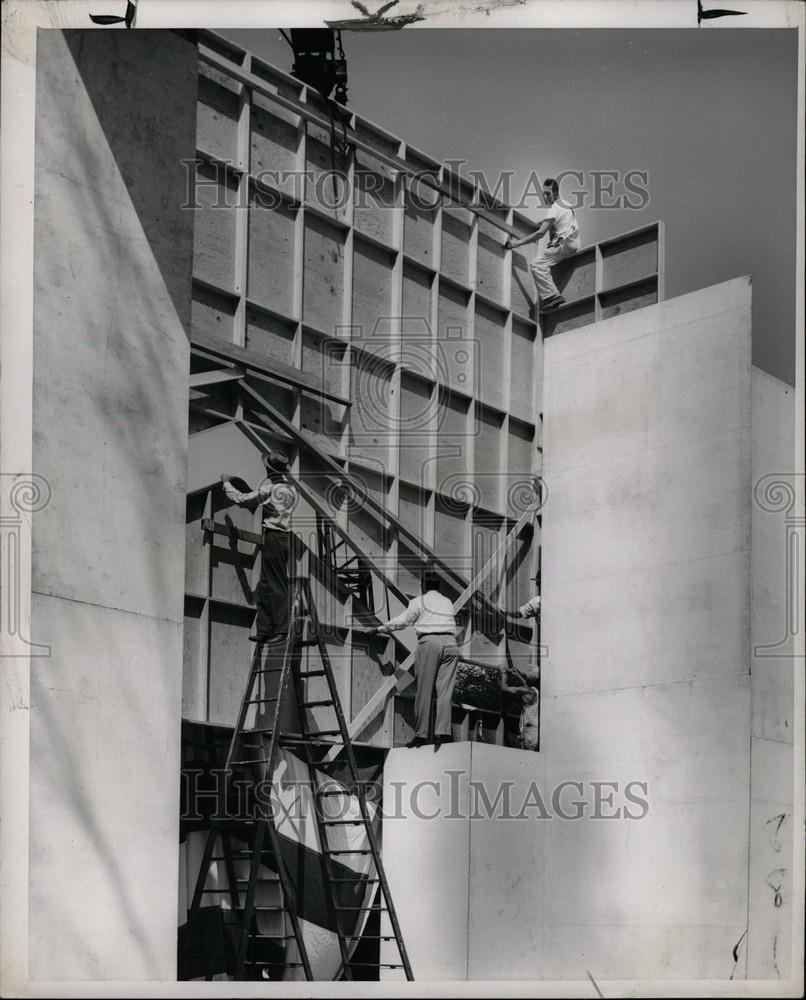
[221, 449, 298, 643]
[505, 177, 581, 312]
[366, 568, 459, 748]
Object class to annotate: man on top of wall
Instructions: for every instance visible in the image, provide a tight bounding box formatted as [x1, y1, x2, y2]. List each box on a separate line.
[505, 177, 581, 311]
[220, 449, 298, 643]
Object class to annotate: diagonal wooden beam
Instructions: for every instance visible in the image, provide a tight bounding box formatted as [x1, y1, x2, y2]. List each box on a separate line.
[322, 501, 539, 760]
[239, 380, 495, 597]
[190, 367, 245, 388]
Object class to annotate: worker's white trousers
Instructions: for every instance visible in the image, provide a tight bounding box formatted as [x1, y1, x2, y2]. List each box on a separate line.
[530, 234, 581, 301]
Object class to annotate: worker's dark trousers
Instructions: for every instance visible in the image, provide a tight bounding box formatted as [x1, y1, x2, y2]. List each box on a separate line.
[414, 634, 460, 739]
[254, 529, 294, 639]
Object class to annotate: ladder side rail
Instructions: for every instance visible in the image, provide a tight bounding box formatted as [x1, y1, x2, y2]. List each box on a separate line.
[303, 579, 414, 981]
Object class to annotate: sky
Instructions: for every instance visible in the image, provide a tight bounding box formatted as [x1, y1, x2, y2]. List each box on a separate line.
[227, 27, 799, 385]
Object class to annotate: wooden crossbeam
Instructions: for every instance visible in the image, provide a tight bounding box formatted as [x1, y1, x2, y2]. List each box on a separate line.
[190, 368, 246, 389]
[191, 331, 351, 407]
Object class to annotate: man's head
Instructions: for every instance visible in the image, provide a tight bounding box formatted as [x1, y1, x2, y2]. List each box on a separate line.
[421, 567, 442, 594]
[262, 448, 290, 482]
[542, 177, 560, 206]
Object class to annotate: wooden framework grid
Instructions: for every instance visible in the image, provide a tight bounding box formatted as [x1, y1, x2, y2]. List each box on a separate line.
[183, 30, 665, 747]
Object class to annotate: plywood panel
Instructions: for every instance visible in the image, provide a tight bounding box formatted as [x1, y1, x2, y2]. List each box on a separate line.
[476, 225, 506, 305]
[352, 238, 394, 348]
[474, 406, 503, 511]
[250, 92, 299, 198]
[600, 279, 658, 320]
[403, 175, 438, 267]
[437, 284, 471, 391]
[193, 162, 237, 290]
[399, 373, 434, 485]
[551, 247, 595, 302]
[182, 597, 205, 719]
[351, 634, 394, 746]
[191, 283, 237, 343]
[542, 300, 596, 337]
[474, 301, 507, 411]
[303, 214, 345, 334]
[601, 227, 658, 290]
[207, 603, 256, 723]
[185, 493, 208, 595]
[305, 121, 350, 222]
[248, 198, 297, 317]
[510, 318, 536, 420]
[441, 207, 471, 286]
[435, 390, 469, 496]
[433, 494, 468, 567]
[197, 65, 239, 163]
[350, 352, 394, 470]
[402, 261, 433, 331]
[511, 248, 536, 318]
[245, 308, 295, 365]
[354, 148, 396, 247]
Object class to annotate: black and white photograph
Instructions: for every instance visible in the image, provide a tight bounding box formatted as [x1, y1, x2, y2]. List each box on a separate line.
[0, 0, 803, 996]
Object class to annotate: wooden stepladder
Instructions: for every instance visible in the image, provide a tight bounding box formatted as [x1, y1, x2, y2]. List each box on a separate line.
[188, 573, 413, 982]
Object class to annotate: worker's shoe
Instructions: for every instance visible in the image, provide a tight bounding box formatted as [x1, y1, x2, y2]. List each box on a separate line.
[434, 734, 453, 746]
[540, 295, 565, 312]
[406, 736, 429, 748]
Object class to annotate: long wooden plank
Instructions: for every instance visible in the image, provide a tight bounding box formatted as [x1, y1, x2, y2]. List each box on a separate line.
[323, 501, 539, 760]
[191, 331, 351, 406]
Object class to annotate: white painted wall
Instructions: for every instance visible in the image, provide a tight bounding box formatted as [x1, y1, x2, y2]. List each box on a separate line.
[539, 277, 753, 979]
[382, 279, 772, 985]
[747, 368, 795, 979]
[28, 30, 197, 979]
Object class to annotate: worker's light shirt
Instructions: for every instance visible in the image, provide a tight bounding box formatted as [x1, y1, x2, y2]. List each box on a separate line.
[519, 595, 541, 618]
[385, 590, 457, 635]
[546, 201, 578, 240]
[223, 478, 297, 531]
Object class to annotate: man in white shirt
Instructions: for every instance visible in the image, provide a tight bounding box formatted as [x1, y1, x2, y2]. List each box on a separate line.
[220, 449, 298, 643]
[367, 570, 459, 748]
[505, 178, 581, 311]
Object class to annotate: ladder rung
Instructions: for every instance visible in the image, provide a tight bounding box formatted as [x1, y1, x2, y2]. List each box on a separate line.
[230, 758, 270, 765]
[324, 849, 372, 855]
[316, 788, 352, 797]
[244, 961, 303, 968]
[238, 727, 275, 735]
[298, 670, 326, 677]
[354, 935, 398, 940]
[329, 876, 379, 883]
[208, 852, 274, 860]
[246, 697, 279, 704]
[333, 905, 388, 911]
[252, 905, 285, 911]
[321, 819, 364, 826]
[347, 962, 404, 968]
[300, 700, 334, 708]
[255, 667, 285, 674]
